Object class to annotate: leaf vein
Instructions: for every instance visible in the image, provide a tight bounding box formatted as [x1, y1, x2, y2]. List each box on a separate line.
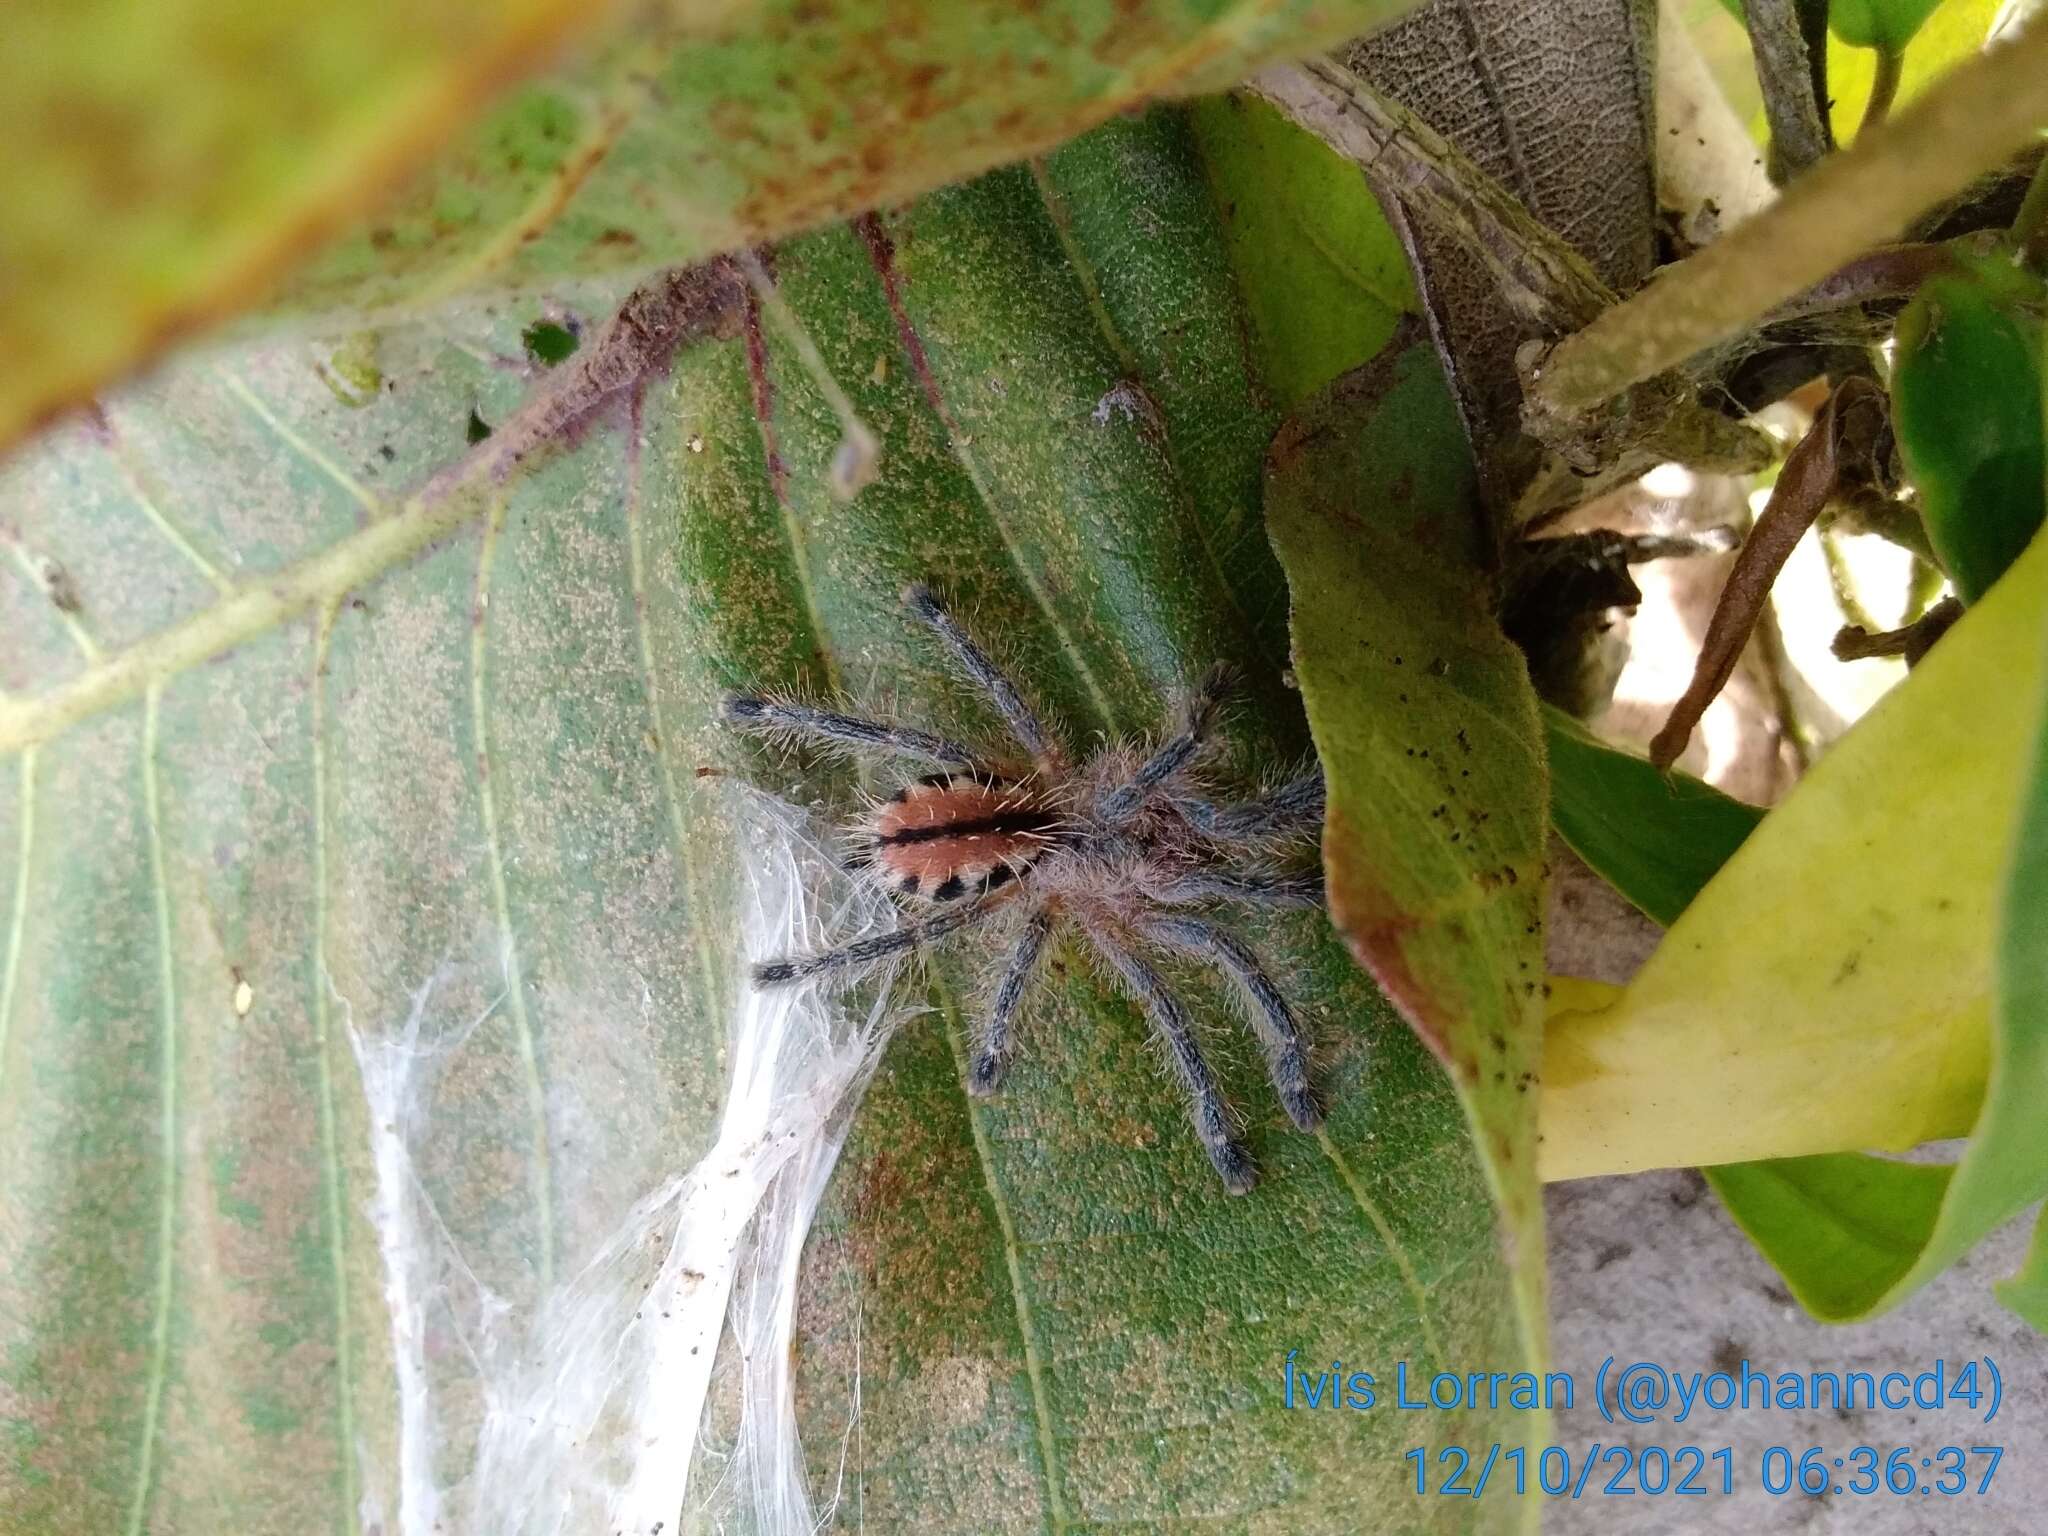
[472, 495, 557, 1289]
[98, 402, 235, 593]
[125, 687, 178, 1536]
[309, 604, 362, 1531]
[856, 213, 1117, 736]
[940, 995, 1073, 1531]
[0, 748, 33, 1098]
[1025, 158, 1264, 666]
[625, 393, 726, 1013]
[1311, 1127, 1447, 1374]
[220, 370, 386, 519]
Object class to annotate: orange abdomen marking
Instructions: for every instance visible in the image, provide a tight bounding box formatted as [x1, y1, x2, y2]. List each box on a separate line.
[866, 776, 1059, 901]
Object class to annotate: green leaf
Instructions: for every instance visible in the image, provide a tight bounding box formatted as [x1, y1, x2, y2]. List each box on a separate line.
[1703, 0, 2005, 143]
[1542, 706, 1763, 929]
[0, 111, 1528, 1531]
[1707, 557, 2048, 1322]
[1707, 1156, 1957, 1317]
[0, 0, 1421, 460]
[1542, 525, 2048, 1185]
[1264, 329, 1550, 1368]
[1994, 1205, 2048, 1329]
[1830, 0, 1947, 52]
[520, 320, 579, 366]
[1188, 91, 1418, 413]
[1893, 263, 2048, 604]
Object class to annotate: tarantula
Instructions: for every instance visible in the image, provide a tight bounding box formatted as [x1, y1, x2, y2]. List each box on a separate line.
[722, 584, 1327, 1193]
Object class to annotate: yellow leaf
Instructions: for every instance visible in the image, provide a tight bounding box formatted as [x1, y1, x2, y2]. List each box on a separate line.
[1540, 528, 2048, 1180]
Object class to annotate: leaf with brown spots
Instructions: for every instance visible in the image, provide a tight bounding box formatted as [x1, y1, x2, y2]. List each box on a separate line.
[1265, 319, 1550, 1363]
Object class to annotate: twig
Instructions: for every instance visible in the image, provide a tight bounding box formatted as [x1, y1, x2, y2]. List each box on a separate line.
[1819, 523, 1880, 632]
[1746, 0, 1833, 179]
[1528, 18, 2048, 424]
[1833, 596, 1963, 663]
[1251, 56, 1775, 508]
[1764, 237, 1988, 325]
[1650, 376, 1890, 767]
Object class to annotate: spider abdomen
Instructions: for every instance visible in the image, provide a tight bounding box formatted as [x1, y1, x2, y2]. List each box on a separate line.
[864, 774, 1062, 902]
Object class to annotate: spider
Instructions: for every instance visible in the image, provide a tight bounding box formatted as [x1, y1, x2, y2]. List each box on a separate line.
[722, 583, 1327, 1194]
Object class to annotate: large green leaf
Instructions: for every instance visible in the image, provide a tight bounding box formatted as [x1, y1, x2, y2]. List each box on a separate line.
[0, 110, 1528, 1532]
[1263, 331, 1550, 1375]
[1, 0, 1418, 461]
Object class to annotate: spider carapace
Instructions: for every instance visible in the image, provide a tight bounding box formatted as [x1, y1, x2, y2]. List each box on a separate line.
[723, 583, 1329, 1193]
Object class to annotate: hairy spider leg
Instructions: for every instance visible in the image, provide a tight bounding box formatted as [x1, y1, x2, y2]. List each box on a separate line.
[967, 909, 1054, 1095]
[1097, 665, 1232, 823]
[1174, 770, 1326, 841]
[902, 583, 1059, 770]
[752, 891, 1007, 987]
[1147, 869, 1325, 909]
[1138, 915, 1321, 1132]
[1084, 921, 1257, 1195]
[722, 693, 982, 770]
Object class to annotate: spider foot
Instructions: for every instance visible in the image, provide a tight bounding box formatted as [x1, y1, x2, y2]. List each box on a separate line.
[1281, 1083, 1324, 1134]
[966, 1050, 1006, 1096]
[1209, 1138, 1259, 1196]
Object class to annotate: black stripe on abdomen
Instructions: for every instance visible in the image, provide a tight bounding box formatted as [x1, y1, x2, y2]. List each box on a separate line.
[875, 810, 1057, 847]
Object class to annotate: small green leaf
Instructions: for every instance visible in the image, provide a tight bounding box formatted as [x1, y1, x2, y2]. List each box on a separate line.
[1707, 1156, 1955, 1317]
[1893, 263, 2048, 603]
[1266, 328, 1550, 1363]
[1821, 0, 2004, 139]
[1543, 706, 1763, 928]
[520, 320, 579, 366]
[1830, 0, 1948, 52]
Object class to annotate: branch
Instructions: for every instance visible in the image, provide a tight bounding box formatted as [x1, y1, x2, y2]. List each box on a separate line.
[1833, 596, 1963, 664]
[1746, 0, 1832, 179]
[1764, 235, 1992, 324]
[1528, 18, 2048, 423]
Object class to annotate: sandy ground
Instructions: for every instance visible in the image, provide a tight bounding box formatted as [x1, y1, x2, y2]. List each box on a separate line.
[1547, 1172, 2046, 1535]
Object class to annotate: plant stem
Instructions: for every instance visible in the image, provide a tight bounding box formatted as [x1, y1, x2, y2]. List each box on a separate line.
[1832, 596, 1963, 663]
[1528, 18, 2048, 424]
[1860, 46, 1905, 135]
[1747, 0, 1832, 178]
